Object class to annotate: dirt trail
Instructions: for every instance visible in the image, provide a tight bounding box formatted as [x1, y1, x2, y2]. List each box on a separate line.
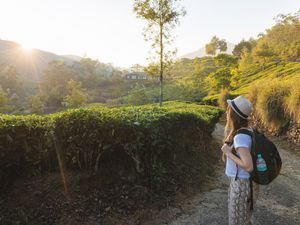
[162, 123, 300, 225]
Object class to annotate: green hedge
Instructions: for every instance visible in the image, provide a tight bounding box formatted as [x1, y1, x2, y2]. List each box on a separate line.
[0, 101, 223, 188]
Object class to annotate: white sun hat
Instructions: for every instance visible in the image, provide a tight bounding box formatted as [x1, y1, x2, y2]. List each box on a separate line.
[227, 96, 253, 120]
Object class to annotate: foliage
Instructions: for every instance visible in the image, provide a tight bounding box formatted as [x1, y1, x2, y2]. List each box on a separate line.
[133, 0, 186, 106]
[144, 62, 160, 79]
[232, 39, 254, 57]
[217, 89, 233, 109]
[0, 66, 21, 94]
[128, 83, 149, 105]
[63, 80, 88, 108]
[205, 67, 232, 92]
[41, 60, 80, 108]
[246, 83, 261, 106]
[253, 41, 276, 64]
[0, 88, 9, 113]
[164, 57, 216, 100]
[27, 94, 46, 114]
[79, 58, 99, 75]
[0, 114, 56, 187]
[205, 36, 227, 56]
[285, 78, 300, 124]
[0, 101, 223, 189]
[214, 54, 238, 67]
[263, 11, 300, 61]
[238, 48, 255, 72]
[255, 80, 290, 130]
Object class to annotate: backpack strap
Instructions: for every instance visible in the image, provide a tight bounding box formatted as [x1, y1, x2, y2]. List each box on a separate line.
[236, 128, 253, 137]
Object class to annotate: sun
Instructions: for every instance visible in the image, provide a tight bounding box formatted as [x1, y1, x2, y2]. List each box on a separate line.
[20, 42, 33, 53]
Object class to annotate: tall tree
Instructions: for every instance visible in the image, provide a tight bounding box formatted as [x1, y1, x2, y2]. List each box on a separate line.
[262, 11, 300, 61]
[205, 36, 227, 56]
[205, 36, 219, 56]
[41, 60, 79, 107]
[218, 39, 227, 53]
[232, 40, 253, 57]
[63, 80, 88, 108]
[133, 0, 186, 106]
[253, 41, 275, 65]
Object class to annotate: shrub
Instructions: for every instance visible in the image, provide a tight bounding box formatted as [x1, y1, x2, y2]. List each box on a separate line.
[218, 89, 232, 109]
[205, 67, 232, 92]
[0, 114, 56, 187]
[285, 79, 300, 124]
[256, 80, 290, 130]
[0, 102, 223, 190]
[247, 82, 262, 106]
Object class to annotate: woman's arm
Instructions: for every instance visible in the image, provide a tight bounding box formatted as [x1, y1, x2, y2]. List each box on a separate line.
[221, 144, 254, 172]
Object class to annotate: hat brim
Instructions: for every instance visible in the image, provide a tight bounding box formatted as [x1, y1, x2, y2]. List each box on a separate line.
[226, 99, 250, 120]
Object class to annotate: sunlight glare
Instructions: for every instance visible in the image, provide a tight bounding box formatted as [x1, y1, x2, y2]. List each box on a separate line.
[20, 43, 33, 53]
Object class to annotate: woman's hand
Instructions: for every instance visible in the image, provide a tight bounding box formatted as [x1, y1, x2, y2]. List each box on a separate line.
[221, 143, 233, 156]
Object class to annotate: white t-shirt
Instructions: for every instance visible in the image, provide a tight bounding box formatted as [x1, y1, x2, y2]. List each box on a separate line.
[225, 132, 252, 178]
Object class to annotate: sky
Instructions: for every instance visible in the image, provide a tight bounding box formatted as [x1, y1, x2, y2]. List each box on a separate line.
[0, 0, 299, 68]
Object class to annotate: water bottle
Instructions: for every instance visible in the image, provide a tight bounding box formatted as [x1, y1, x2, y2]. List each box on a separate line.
[256, 154, 267, 171]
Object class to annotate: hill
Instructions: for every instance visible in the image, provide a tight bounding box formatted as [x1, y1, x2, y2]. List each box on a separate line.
[62, 54, 83, 61]
[0, 39, 76, 81]
[180, 42, 235, 59]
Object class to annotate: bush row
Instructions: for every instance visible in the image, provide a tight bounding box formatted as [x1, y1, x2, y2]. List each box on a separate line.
[0, 101, 223, 189]
[247, 77, 300, 131]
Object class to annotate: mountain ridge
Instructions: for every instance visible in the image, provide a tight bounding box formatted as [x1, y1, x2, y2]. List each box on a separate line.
[0, 39, 78, 81]
[180, 42, 235, 59]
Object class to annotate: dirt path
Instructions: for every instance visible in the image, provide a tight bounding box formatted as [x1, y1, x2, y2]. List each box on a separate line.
[1, 123, 299, 225]
[161, 123, 300, 225]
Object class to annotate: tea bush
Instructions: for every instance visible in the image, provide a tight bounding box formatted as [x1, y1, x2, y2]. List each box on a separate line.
[0, 101, 223, 189]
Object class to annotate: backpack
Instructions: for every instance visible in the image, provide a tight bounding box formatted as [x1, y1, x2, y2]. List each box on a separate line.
[234, 128, 282, 210]
[237, 128, 282, 185]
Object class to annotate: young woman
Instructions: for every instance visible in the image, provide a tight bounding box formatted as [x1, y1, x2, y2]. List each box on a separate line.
[221, 95, 258, 225]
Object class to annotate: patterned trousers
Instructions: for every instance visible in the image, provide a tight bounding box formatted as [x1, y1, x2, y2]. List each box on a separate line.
[228, 177, 259, 225]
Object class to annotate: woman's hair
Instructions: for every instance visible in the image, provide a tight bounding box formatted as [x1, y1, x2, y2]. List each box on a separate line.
[222, 105, 249, 161]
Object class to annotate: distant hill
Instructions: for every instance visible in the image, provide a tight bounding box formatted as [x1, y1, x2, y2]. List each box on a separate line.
[62, 55, 83, 61]
[180, 42, 235, 59]
[0, 39, 77, 81]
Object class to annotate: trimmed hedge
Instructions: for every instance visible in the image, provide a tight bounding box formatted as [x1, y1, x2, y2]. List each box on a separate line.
[0, 101, 223, 189]
[0, 115, 56, 187]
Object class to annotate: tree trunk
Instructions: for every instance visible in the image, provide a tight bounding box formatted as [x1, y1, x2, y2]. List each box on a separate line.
[159, 22, 163, 107]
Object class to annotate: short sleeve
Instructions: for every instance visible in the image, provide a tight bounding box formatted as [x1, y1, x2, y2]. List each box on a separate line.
[233, 133, 252, 150]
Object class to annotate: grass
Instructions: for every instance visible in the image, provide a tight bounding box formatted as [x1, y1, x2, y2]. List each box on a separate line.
[253, 80, 290, 130]
[285, 78, 300, 124]
[231, 62, 300, 96]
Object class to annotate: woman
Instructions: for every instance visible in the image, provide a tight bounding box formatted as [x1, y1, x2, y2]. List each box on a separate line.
[221, 95, 258, 225]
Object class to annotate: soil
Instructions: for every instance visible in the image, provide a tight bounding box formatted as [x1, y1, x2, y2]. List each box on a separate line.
[150, 123, 300, 225]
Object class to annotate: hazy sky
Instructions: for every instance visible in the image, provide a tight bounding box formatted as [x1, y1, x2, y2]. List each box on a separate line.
[0, 0, 299, 68]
